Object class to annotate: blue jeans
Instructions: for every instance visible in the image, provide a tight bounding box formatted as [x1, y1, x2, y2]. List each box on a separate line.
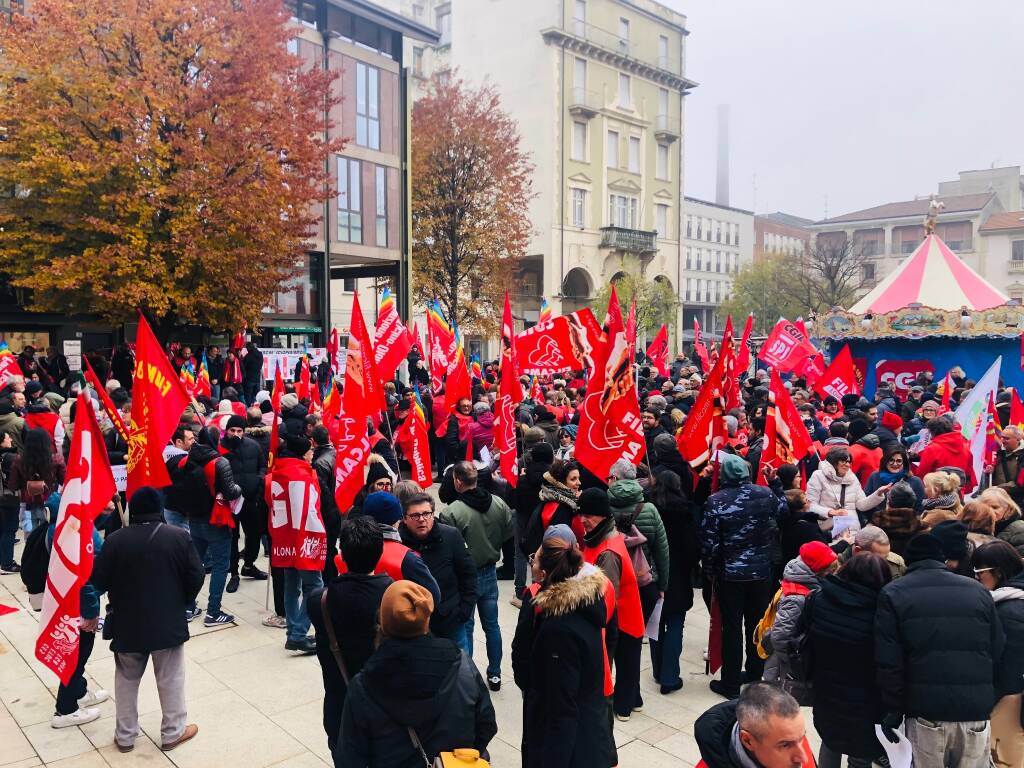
[190, 521, 231, 616]
[210, 383, 221, 402]
[649, 613, 686, 687]
[164, 509, 190, 531]
[283, 568, 323, 643]
[462, 565, 502, 678]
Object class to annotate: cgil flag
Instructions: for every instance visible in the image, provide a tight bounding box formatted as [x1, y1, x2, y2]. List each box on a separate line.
[677, 346, 727, 471]
[513, 308, 604, 376]
[813, 344, 860, 401]
[646, 324, 670, 377]
[0, 340, 24, 390]
[127, 314, 191, 498]
[427, 300, 455, 393]
[758, 318, 818, 373]
[496, 293, 522, 488]
[35, 392, 115, 684]
[759, 370, 814, 485]
[373, 287, 413, 388]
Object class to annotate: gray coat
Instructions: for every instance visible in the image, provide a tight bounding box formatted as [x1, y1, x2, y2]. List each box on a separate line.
[763, 556, 822, 696]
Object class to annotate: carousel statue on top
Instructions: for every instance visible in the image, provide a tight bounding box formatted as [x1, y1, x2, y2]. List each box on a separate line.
[924, 194, 945, 235]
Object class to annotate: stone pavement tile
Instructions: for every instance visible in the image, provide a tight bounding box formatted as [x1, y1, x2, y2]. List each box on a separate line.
[98, 733, 176, 768]
[1, 674, 56, 728]
[265, 753, 330, 768]
[0, 639, 37, 688]
[21, 719, 95, 764]
[184, 621, 277, 665]
[42, 749, 108, 768]
[136, 688, 306, 768]
[201, 644, 323, 718]
[638, 722, 679, 745]
[618, 739, 694, 768]
[84, 654, 226, 720]
[269, 699, 331, 764]
[0, 760, 41, 768]
[485, 735, 521, 765]
[484, 686, 523, 748]
[0, 706, 39, 765]
[652, 729, 703, 764]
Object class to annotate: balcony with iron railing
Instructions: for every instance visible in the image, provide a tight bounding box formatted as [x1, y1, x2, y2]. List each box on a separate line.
[654, 114, 679, 143]
[1008, 260, 1024, 274]
[568, 87, 601, 119]
[600, 226, 657, 253]
[565, 20, 681, 76]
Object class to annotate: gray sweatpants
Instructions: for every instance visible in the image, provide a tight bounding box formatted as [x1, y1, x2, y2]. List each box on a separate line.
[905, 717, 990, 768]
[114, 645, 187, 748]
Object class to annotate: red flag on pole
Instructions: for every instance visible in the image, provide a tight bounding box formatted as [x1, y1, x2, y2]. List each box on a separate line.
[497, 293, 522, 488]
[646, 324, 670, 377]
[736, 314, 754, 373]
[625, 299, 637, 350]
[35, 392, 115, 684]
[940, 371, 953, 414]
[513, 308, 604, 375]
[83, 357, 129, 444]
[127, 314, 191, 498]
[394, 387, 433, 489]
[676, 351, 727, 470]
[443, 329, 473, 413]
[327, 327, 340, 375]
[1011, 391, 1024, 430]
[268, 360, 284, 469]
[296, 356, 311, 401]
[574, 286, 645, 480]
[706, 592, 723, 676]
[813, 344, 860, 401]
[373, 287, 413, 387]
[758, 318, 818, 373]
[693, 318, 710, 372]
[334, 294, 377, 514]
[759, 371, 814, 485]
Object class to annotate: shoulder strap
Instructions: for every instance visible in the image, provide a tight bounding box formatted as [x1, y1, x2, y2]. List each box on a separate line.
[319, 590, 351, 685]
[405, 725, 432, 768]
[839, 484, 847, 509]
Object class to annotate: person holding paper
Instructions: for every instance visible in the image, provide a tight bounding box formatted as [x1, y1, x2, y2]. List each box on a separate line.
[805, 447, 890, 536]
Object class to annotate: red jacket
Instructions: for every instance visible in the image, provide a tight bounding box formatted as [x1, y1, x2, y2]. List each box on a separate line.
[915, 431, 978, 491]
[848, 443, 881, 486]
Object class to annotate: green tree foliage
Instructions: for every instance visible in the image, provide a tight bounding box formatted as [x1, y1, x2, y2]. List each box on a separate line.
[592, 271, 677, 341]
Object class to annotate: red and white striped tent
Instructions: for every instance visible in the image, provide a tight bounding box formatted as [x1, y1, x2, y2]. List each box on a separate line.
[849, 233, 1008, 314]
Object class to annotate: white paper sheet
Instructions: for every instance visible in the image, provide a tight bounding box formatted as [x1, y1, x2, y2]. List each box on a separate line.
[644, 597, 664, 641]
[874, 722, 913, 768]
[831, 514, 857, 539]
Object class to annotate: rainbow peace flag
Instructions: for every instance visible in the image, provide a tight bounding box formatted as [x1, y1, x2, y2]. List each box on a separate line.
[539, 298, 552, 324]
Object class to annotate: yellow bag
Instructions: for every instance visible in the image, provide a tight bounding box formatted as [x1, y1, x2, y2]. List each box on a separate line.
[753, 588, 783, 660]
[437, 749, 490, 767]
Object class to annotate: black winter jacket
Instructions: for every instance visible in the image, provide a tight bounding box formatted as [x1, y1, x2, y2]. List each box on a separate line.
[244, 425, 273, 461]
[693, 699, 749, 768]
[178, 443, 242, 520]
[516, 456, 550, 517]
[312, 444, 340, 542]
[992, 574, 1024, 699]
[91, 520, 204, 653]
[653, 487, 700, 614]
[308, 573, 392, 750]
[337, 635, 496, 768]
[399, 521, 477, 638]
[512, 570, 614, 768]
[222, 435, 266, 498]
[875, 559, 1005, 722]
[241, 347, 264, 386]
[807, 576, 887, 760]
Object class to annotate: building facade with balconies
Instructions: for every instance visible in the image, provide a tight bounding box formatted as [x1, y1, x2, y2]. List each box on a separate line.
[808, 166, 1024, 299]
[681, 197, 754, 335]
[754, 212, 813, 262]
[383, 0, 695, 351]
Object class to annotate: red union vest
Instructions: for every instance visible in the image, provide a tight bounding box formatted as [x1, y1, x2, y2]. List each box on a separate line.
[540, 502, 586, 545]
[583, 533, 644, 638]
[335, 538, 410, 580]
[527, 575, 616, 696]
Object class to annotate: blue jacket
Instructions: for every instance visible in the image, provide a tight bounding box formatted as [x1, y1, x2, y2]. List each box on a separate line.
[46, 522, 103, 620]
[701, 480, 786, 581]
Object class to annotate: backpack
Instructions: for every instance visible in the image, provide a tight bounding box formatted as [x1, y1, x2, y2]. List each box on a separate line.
[753, 587, 784, 660]
[623, 503, 653, 587]
[20, 524, 51, 594]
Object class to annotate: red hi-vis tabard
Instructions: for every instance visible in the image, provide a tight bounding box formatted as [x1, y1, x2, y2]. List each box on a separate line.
[266, 457, 326, 571]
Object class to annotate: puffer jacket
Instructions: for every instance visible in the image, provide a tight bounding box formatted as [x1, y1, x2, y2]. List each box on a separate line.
[763, 556, 822, 698]
[848, 434, 882, 486]
[178, 443, 242, 521]
[915, 431, 978, 491]
[608, 479, 670, 592]
[701, 479, 787, 582]
[992, 574, 1024, 699]
[467, 411, 495, 456]
[805, 461, 886, 533]
[996, 513, 1024, 558]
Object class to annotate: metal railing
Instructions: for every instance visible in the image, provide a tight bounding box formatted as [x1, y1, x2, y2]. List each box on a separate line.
[566, 20, 680, 76]
[599, 226, 657, 253]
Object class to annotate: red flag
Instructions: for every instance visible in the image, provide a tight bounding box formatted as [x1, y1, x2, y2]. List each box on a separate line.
[408, 321, 423, 355]
[736, 314, 754, 373]
[127, 314, 191, 498]
[676, 351, 727, 469]
[497, 293, 522, 488]
[646, 324, 670, 377]
[327, 327, 340, 374]
[394, 387, 432, 489]
[310, 374, 322, 411]
[693, 318, 710, 372]
[758, 318, 817, 373]
[427, 301, 455, 394]
[759, 371, 814, 484]
[1011, 391, 1024, 430]
[720, 318, 742, 412]
[83, 357, 129, 444]
[296, 356, 311, 401]
[231, 329, 245, 352]
[266, 457, 326, 571]
[373, 287, 413, 387]
[707, 592, 723, 676]
[513, 308, 604, 375]
[986, 392, 1001, 468]
[443, 330, 473, 412]
[940, 371, 953, 414]
[813, 345, 859, 401]
[574, 286, 645, 479]
[268, 360, 284, 469]
[35, 392, 115, 684]
[0, 341, 24, 390]
[625, 299, 637, 350]
[334, 294, 377, 514]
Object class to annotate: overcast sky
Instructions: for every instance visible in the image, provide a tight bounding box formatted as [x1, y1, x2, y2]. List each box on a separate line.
[665, 0, 1024, 220]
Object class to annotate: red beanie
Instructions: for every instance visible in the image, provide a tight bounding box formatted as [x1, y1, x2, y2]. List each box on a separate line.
[799, 541, 838, 573]
[881, 410, 903, 430]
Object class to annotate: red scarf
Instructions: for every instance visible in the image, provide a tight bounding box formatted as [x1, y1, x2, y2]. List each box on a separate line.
[265, 457, 326, 570]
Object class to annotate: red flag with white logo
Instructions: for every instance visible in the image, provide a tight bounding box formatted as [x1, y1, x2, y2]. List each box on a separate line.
[373, 288, 413, 388]
[497, 293, 523, 487]
[394, 387, 433, 489]
[813, 344, 860, 401]
[676, 350, 726, 470]
[758, 318, 817, 373]
[513, 308, 604, 376]
[35, 393, 115, 684]
[646, 324, 670, 377]
[266, 457, 326, 570]
[759, 370, 814, 485]
[736, 313, 754, 373]
[334, 293, 376, 514]
[574, 286, 645, 480]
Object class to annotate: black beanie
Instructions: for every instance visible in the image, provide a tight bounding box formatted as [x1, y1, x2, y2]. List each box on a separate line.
[531, 442, 554, 464]
[848, 419, 871, 442]
[365, 460, 392, 488]
[931, 520, 969, 561]
[578, 487, 611, 519]
[283, 434, 311, 457]
[129, 486, 163, 522]
[225, 414, 246, 431]
[259, 400, 273, 414]
[904, 532, 946, 564]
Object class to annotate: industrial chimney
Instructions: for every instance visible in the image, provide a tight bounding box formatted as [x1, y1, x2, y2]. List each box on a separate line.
[716, 104, 730, 206]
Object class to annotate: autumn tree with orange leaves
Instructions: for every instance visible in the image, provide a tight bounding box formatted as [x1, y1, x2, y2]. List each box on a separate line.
[0, 0, 341, 332]
[411, 76, 533, 335]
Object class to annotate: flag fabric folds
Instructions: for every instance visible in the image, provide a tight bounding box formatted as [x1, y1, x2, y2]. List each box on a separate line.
[373, 287, 412, 386]
[35, 392, 115, 684]
[497, 293, 522, 488]
[646, 324, 670, 377]
[758, 318, 818, 373]
[736, 314, 754, 373]
[813, 345, 859, 401]
[759, 371, 814, 484]
[693, 318, 710, 372]
[0, 341, 25, 389]
[676, 349, 726, 471]
[1011, 390, 1024, 430]
[394, 386, 433, 489]
[268, 360, 284, 469]
[427, 300, 455, 393]
[513, 308, 604, 376]
[83, 357, 129, 444]
[954, 357, 1000, 492]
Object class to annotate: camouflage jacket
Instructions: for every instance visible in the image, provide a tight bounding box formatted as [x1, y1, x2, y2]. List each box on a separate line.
[701, 480, 786, 581]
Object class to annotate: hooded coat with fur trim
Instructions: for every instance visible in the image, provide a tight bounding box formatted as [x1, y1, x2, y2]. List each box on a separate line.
[512, 569, 614, 768]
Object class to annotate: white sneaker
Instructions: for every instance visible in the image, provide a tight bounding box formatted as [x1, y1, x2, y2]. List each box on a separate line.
[52, 708, 100, 728]
[702, 647, 710, 661]
[77, 689, 109, 708]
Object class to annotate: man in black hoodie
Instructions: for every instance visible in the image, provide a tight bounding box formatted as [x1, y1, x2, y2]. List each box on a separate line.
[513, 439, 553, 605]
[222, 414, 268, 592]
[337, 580, 496, 768]
[440, 461, 512, 692]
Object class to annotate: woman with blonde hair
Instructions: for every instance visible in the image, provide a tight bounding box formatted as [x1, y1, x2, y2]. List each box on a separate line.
[982, 487, 1024, 557]
[919, 471, 963, 529]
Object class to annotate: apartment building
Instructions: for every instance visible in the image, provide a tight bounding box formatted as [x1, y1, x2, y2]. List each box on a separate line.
[384, 0, 696, 352]
[754, 212, 813, 261]
[681, 197, 754, 334]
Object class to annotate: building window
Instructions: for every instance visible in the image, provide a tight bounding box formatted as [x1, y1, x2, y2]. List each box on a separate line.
[658, 87, 669, 118]
[573, 0, 586, 35]
[658, 35, 669, 67]
[715, 221, 722, 243]
[606, 130, 618, 167]
[686, 216, 692, 238]
[696, 218, 702, 239]
[735, 226, 740, 247]
[656, 144, 669, 180]
[413, 47, 424, 76]
[628, 136, 640, 173]
[355, 63, 380, 150]
[337, 157, 362, 244]
[437, 9, 451, 45]
[1013, 241, 1024, 261]
[572, 121, 587, 161]
[863, 263, 875, 281]
[608, 194, 638, 228]
[618, 74, 630, 108]
[618, 17, 629, 50]
[343, 277, 357, 293]
[375, 166, 387, 247]
[686, 278, 692, 301]
[286, 37, 298, 56]
[656, 204, 669, 239]
[574, 57, 586, 89]
[685, 248, 691, 269]
[412, 3, 424, 18]
[571, 188, 586, 227]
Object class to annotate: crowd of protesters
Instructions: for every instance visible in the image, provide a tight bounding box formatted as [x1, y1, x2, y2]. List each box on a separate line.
[5, 336, 1024, 768]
